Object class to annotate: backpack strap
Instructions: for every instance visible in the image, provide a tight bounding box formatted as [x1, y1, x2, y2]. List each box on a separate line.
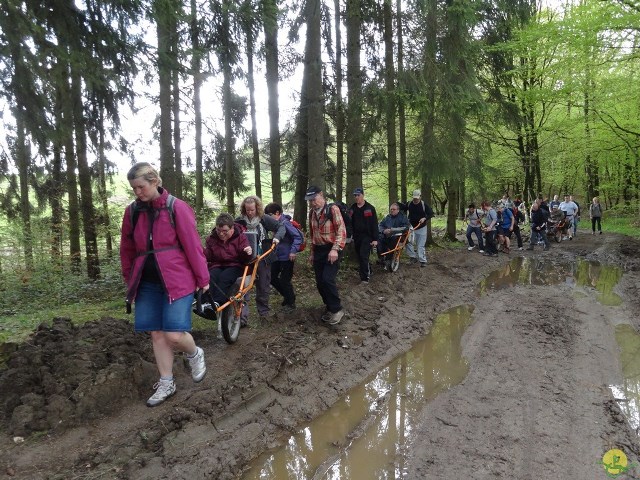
[130, 194, 176, 232]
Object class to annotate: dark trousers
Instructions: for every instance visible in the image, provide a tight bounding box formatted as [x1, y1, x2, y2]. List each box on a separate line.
[466, 225, 484, 249]
[271, 260, 296, 306]
[511, 224, 523, 248]
[591, 217, 602, 232]
[209, 266, 243, 306]
[484, 230, 498, 254]
[353, 234, 372, 281]
[313, 245, 342, 313]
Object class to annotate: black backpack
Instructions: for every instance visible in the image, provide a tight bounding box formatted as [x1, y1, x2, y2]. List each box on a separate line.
[128, 194, 177, 233]
[323, 201, 353, 239]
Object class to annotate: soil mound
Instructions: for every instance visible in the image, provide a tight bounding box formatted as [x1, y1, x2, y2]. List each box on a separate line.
[0, 317, 154, 436]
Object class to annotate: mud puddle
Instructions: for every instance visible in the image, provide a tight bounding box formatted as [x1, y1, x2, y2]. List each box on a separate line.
[611, 324, 640, 435]
[478, 257, 623, 305]
[242, 304, 474, 479]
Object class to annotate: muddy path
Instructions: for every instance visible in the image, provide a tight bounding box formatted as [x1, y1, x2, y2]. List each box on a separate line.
[1, 231, 639, 479]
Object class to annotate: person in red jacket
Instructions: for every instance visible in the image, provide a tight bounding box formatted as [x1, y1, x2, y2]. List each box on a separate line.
[203, 213, 253, 307]
[120, 162, 210, 407]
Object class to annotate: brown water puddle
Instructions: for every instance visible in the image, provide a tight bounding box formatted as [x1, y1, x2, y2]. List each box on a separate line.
[242, 305, 474, 479]
[611, 324, 640, 434]
[477, 257, 623, 305]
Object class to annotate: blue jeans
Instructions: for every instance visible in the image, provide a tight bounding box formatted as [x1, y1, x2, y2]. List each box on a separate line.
[466, 225, 484, 249]
[406, 227, 427, 263]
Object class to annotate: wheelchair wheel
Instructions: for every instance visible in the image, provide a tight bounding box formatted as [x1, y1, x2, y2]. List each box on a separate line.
[554, 229, 562, 243]
[221, 302, 241, 344]
[390, 251, 401, 272]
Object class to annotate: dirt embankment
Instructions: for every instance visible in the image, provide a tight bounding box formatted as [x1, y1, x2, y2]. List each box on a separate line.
[1, 231, 639, 479]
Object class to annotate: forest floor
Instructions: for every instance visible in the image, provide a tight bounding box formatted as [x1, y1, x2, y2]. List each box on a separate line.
[1, 228, 640, 479]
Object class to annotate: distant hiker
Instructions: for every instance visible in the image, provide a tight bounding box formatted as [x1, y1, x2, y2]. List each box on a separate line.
[496, 202, 514, 253]
[305, 185, 347, 325]
[401, 189, 432, 267]
[527, 202, 550, 251]
[559, 195, 579, 240]
[237, 195, 285, 324]
[350, 187, 378, 284]
[570, 195, 580, 237]
[480, 201, 499, 257]
[549, 194, 560, 210]
[264, 202, 304, 312]
[203, 213, 252, 310]
[464, 203, 484, 252]
[589, 197, 603, 235]
[120, 162, 209, 407]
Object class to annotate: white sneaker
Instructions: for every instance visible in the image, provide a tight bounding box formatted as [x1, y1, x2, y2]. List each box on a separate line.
[467, 246, 475, 251]
[518, 247, 524, 251]
[478, 250, 485, 253]
[327, 309, 345, 325]
[186, 347, 207, 383]
[146, 379, 176, 407]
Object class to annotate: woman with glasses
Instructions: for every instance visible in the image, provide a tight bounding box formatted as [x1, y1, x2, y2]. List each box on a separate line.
[204, 213, 253, 308]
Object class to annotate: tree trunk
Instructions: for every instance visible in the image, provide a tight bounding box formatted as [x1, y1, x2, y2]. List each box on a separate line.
[190, 0, 204, 214]
[61, 68, 82, 272]
[156, 0, 175, 192]
[264, 0, 281, 204]
[397, 0, 407, 203]
[306, 0, 324, 187]
[246, 36, 262, 199]
[384, 0, 397, 205]
[346, 0, 363, 194]
[15, 105, 33, 270]
[294, 67, 310, 226]
[171, 6, 182, 198]
[97, 107, 113, 256]
[334, 0, 345, 202]
[72, 68, 100, 279]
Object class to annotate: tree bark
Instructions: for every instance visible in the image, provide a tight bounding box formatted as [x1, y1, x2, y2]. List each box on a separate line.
[384, 0, 397, 204]
[156, 0, 175, 192]
[334, 0, 345, 202]
[264, 0, 281, 204]
[306, 0, 324, 187]
[346, 0, 363, 194]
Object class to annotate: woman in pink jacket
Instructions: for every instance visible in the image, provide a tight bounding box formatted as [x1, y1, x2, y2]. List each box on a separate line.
[120, 162, 210, 407]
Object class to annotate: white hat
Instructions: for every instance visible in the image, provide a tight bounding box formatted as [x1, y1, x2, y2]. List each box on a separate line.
[412, 189, 421, 198]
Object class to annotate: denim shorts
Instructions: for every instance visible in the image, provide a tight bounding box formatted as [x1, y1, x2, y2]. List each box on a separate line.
[134, 281, 194, 332]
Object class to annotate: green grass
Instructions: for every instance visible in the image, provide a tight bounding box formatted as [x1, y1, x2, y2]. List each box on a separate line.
[602, 215, 640, 238]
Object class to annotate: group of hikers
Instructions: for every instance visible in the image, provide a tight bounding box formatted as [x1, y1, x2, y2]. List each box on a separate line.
[464, 193, 605, 255]
[120, 161, 605, 407]
[120, 162, 434, 407]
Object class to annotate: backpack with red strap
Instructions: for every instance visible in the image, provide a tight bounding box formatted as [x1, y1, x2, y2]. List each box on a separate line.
[289, 219, 307, 252]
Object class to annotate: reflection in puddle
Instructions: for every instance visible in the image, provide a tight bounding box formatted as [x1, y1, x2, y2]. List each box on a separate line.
[477, 257, 623, 305]
[611, 324, 640, 434]
[242, 305, 474, 479]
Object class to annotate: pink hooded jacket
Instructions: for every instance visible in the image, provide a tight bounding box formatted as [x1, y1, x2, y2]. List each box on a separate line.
[120, 188, 209, 303]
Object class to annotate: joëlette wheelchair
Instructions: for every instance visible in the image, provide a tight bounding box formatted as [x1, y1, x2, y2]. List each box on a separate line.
[193, 231, 275, 344]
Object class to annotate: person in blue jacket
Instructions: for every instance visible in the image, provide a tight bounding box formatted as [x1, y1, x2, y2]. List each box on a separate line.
[264, 203, 304, 312]
[377, 203, 410, 261]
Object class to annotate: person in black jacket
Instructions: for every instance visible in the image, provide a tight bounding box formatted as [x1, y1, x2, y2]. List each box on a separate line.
[527, 202, 550, 251]
[350, 187, 378, 284]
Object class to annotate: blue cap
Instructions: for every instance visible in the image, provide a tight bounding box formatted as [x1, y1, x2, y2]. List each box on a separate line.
[353, 187, 364, 196]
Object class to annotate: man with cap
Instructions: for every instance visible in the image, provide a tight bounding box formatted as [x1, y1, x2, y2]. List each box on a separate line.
[305, 185, 347, 325]
[350, 187, 378, 284]
[404, 189, 432, 267]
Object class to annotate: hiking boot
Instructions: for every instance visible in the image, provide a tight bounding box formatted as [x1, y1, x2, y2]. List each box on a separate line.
[186, 347, 206, 383]
[467, 246, 475, 251]
[281, 304, 297, 313]
[327, 309, 345, 325]
[321, 308, 332, 323]
[146, 379, 176, 407]
[420, 262, 427, 268]
[569, 235, 573, 240]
